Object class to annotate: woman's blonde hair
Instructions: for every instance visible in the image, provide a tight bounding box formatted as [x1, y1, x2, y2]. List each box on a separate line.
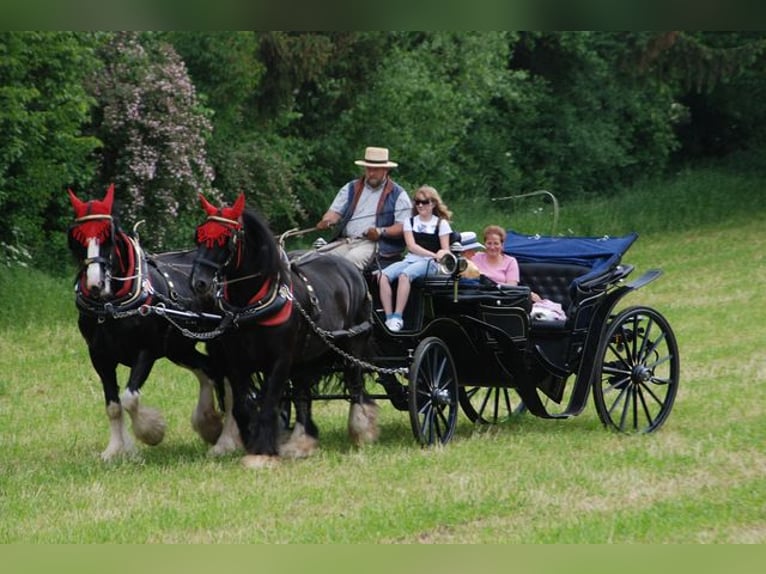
[411, 185, 453, 221]
[483, 224, 506, 243]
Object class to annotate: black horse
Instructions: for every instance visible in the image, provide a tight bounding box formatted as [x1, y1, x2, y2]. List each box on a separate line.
[190, 193, 377, 467]
[68, 184, 240, 460]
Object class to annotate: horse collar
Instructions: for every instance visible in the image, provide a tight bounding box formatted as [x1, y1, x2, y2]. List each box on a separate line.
[220, 272, 294, 327]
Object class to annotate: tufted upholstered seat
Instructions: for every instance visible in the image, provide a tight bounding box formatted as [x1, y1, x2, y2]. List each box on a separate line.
[518, 261, 591, 312]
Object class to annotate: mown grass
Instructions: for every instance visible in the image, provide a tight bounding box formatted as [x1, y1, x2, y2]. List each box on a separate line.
[1, 160, 764, 543]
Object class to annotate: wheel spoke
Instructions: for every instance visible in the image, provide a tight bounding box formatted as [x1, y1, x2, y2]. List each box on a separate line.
[635, 314, 654, 363]
[637, 379, 668, 408]
[635, 383, 655, 427]
[617, 385, 632, 431]
[645, 350, 673, 372]
[641, 332, 667, 364]
[476, 388, 492, 418]
[501, 388, 513, 417]
[607, 339, 633, 371]
[607, 383, 629, 417]
[605, 374, 631, 392]
[425, 407, 434, 443]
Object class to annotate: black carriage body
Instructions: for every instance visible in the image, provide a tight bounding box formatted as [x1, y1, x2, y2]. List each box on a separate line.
[375, 232, 636, 379]
[370, 229, 678, 438]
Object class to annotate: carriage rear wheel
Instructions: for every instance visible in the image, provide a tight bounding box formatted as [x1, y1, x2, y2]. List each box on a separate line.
[408, 337, 459, 446]
[592, 306, 679, 433]
[459, 386, 526, 424]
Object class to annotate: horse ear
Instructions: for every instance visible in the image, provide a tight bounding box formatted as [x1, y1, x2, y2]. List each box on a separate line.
[199, 193, 219, 216]
[231, 192, 246, 217]
[103, 183, 115, 213]
[68, 188, 87, 216]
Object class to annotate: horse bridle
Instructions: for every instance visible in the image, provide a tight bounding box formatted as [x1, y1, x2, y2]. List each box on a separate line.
[194, 214, 246, 283]
[71, 213, 118, 281]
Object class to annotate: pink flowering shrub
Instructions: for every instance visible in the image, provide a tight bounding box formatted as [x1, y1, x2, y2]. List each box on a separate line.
[92, 32, 222, 250]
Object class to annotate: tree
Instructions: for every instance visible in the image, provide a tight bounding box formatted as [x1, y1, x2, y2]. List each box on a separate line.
[89, 32, 220, 251]
[634, 31, 766, 159]
[307, 32, 523, 208]
[0, 32, 101, 271]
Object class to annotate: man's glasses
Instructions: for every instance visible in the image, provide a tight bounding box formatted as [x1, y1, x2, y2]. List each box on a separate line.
[414, 199, 431, 206]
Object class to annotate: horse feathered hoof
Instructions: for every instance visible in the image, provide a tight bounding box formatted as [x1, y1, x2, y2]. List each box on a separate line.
[100, 444, 136, 462]
[348, 402, 380, 446]
[207, 423, 242, 456]
[130, 405, 167, 446]
[278, 423, 319, 459]
[122, 391, 166, 446]
[241, 454, 280, 469]
[191, 409, 224, 445]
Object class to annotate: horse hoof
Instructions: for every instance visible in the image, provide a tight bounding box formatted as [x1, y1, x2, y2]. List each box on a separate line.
[278, 423, 319, 459]
[241, 454, 280, 469]
[348, 402, 380, 446]
[100, 445, 138, 462]
[128, 405, 167, 446]
[207, 436, 240, 457]
[192, 411, 224, 444]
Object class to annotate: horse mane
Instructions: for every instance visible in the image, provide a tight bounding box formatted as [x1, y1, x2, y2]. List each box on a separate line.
[241, 208, 287, 278]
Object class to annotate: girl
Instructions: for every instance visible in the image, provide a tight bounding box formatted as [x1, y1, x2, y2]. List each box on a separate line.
[379, 186, 453, 331]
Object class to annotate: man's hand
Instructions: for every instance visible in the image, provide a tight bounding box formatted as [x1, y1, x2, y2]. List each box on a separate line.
[364, 227, 381, 241]
[316, 219, 335, 231]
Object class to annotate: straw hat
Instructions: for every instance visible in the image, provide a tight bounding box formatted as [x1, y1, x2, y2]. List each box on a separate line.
[459, 231, 484, 251]
[354, 146, 398, 168]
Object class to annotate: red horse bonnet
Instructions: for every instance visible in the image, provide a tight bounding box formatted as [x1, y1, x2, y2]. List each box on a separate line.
[197, 193, 246, 248]
[68, 184, 115, 246]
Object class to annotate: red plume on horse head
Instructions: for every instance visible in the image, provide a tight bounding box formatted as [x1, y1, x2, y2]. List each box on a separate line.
[197, 192, 246, 248]
[68, 183, 115, 246]
[198, 192, 245, 220]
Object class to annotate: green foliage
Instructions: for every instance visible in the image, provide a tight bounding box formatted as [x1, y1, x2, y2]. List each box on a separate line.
[0, 32, 101, 273]
[3, 31, 766, 273]
[499, 32, 681, 196]
[166, 31, 264, 141]
[209, 133, 310, 231]
[89, 32, 219, 252]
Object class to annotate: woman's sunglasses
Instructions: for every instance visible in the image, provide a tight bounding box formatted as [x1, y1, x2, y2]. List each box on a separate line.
[414, 198, 431, 206]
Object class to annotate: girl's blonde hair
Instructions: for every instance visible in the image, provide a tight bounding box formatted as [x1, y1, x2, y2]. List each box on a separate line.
[411, 185, 453, 221]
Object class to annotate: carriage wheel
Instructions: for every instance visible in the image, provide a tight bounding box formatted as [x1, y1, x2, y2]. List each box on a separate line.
[459, 386, 526, 425]
[592, 306, 679, 433]
[408, 337, 459, 446]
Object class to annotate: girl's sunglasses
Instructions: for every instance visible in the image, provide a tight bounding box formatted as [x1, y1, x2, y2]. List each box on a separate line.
[414, 198, 431, 206]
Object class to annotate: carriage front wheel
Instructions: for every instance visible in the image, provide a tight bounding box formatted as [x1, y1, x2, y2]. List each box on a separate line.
[408, 337, 459, 446]
[592, 306, 680, 433]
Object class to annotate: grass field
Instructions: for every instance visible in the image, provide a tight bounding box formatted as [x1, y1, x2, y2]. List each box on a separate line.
[1, 165, 765, 543]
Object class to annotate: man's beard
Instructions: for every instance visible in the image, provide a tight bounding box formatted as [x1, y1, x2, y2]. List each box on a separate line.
[366, 176, 385, 189]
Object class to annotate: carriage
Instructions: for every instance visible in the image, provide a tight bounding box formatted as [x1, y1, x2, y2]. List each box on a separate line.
[69, 186, 679, 462]
[293, 227, 680, 447]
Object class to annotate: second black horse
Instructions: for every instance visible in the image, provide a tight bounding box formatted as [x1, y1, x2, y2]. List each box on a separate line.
[190, 193, 377, 467]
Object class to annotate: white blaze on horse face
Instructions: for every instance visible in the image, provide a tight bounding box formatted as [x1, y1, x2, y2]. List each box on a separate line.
[85, 237, 107, 294]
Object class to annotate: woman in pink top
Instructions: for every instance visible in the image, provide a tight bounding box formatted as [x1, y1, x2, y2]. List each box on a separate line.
[472, 225, 520, 285]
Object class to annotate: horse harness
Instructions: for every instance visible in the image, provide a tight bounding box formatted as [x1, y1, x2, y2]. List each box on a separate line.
[74, 222, 195, 325]
[74, 224, 154, 321]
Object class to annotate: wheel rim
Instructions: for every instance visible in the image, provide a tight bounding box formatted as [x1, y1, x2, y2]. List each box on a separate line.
[459, 386, 526, 424]
[409, 337, 459, 445]
[593, 307, 679, 433]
